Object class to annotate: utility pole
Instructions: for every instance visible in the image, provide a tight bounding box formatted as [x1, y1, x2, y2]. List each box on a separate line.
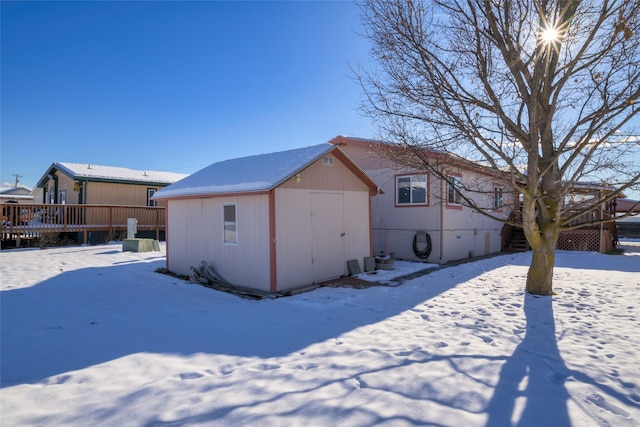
[12, 173, 22, 188]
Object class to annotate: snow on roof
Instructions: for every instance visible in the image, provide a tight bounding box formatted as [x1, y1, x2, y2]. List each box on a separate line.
[0, 186, 32, 195]
[54, 162, 188, 185]
[154, 144, 335, 199]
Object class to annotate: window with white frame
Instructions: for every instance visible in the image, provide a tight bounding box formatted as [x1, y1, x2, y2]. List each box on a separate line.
[59, 190, 66, 205]
[396, 174, 427, 205]
[494, 186, 504, 209]
[147, 188, 157, 207]
[447, 175, 462, 205]
[223, 203, 237, 244]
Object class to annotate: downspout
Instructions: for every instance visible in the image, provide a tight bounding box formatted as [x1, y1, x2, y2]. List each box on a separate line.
[600, 196, 604, 252]
[440, 166, 445, 263]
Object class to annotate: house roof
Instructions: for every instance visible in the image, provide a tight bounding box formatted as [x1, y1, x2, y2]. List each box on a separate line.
[153, 143, 380, 200]
[0, 186, 33, 200]
[329, 135, 507, 180]
[36, 162, 188, 188]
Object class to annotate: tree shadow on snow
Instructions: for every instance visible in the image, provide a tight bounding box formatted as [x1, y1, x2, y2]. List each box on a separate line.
[0, 258, 467, 387]
[485, 294, 575, 427]
[484, 291, 637, 425]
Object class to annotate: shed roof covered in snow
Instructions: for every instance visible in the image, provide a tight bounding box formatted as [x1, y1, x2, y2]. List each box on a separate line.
[36, 162, 188, 188]
[153, 143, 380, 200]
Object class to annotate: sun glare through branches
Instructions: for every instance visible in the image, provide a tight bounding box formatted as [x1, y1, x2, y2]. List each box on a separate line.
[539, 25, 560, 44]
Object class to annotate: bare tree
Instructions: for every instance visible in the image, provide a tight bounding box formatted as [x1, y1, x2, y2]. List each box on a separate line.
[357, 0, 640, 295]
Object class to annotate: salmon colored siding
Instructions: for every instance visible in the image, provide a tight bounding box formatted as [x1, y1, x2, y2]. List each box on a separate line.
[278, 153, 370, 193]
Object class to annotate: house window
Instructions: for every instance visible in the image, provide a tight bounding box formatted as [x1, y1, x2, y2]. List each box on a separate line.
[223, 203, 237, 244]
[323, 156, 334, 166]
[48, 188, 55, 204]
[147, 188, 157, 207]
[494, 186, 504, 209]
[447, 175, 462, 205]
[59, 190, 66, 205]
[396, 174, 428, 205]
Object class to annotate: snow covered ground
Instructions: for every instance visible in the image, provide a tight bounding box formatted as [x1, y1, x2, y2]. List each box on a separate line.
[1, 240, 639, 426]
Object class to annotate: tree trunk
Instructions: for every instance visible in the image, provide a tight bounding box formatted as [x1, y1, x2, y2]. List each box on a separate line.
[526, 237, 557, 296]
[522, 193, 560, 296]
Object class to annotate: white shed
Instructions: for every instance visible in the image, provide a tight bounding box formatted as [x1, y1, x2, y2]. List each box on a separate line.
[153, 143, 381, 293]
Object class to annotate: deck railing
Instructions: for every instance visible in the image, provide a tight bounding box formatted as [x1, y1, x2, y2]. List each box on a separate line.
[501, 203, 618, 253]
[1, 203, 165, 245]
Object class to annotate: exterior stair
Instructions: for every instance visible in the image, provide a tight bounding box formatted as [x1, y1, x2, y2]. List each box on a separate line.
[502, 226, 530, 252]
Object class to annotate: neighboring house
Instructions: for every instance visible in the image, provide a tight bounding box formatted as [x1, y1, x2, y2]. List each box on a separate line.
[1, 186, 34, 226]
[153, 143, 381, 293]
[329, 136, 515, 264]
[35, 162, 188, 206]
[0, 186, 34, 204]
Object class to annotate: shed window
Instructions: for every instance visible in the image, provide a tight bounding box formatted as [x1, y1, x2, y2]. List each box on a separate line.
[223, 203, 237, 244]
[396, 174, 427, 205]
[323, 156, 334, 166]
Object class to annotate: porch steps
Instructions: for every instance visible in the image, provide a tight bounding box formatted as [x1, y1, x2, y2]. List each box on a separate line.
[503, 228, 529, 252]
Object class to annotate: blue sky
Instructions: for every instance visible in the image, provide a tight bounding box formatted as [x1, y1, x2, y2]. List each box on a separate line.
[1, 0, 375, 189]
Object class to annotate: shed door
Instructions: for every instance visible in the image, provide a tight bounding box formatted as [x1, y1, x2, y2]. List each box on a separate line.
[311, 192, 345, 283]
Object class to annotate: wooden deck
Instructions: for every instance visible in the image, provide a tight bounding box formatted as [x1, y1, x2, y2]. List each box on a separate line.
[1, 203, 165, 247]
[501, 203, 619, 253]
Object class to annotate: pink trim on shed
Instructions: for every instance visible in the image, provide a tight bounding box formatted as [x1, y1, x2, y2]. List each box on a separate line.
[269, 190, 277, 293]
[165, 203, 170, 270]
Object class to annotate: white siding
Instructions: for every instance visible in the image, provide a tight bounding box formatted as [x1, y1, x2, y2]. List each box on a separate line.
[274, 189, 313, 289]
[167, 195, 271, 291]
[274, 188, 372, 290]
[339, 143, 513, 264]
[311, 192, 345, 282]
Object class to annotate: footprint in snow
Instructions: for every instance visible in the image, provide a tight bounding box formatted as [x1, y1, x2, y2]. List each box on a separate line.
[255, 363, 280, 371]
[479, 336, 497, 346]
[296, 363, 319, 371]
[44, 375, 72, 385]
[547, 371, 573, 385]
[585, 392, 630, 418]
[179, 372, 204, 380]
[353, 376, 369, 389]
[218, 365, 235, 376]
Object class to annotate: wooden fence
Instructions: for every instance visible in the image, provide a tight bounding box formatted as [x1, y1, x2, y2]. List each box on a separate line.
[1, 203, 165, 247]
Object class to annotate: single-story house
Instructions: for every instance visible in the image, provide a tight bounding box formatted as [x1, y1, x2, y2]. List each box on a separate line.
[0, 186, 34, 204]
[1, 186, 35, 226]
[329, 136, 515, 264]
[152, 143, 381, 293]
[35, 162, 188, 206]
